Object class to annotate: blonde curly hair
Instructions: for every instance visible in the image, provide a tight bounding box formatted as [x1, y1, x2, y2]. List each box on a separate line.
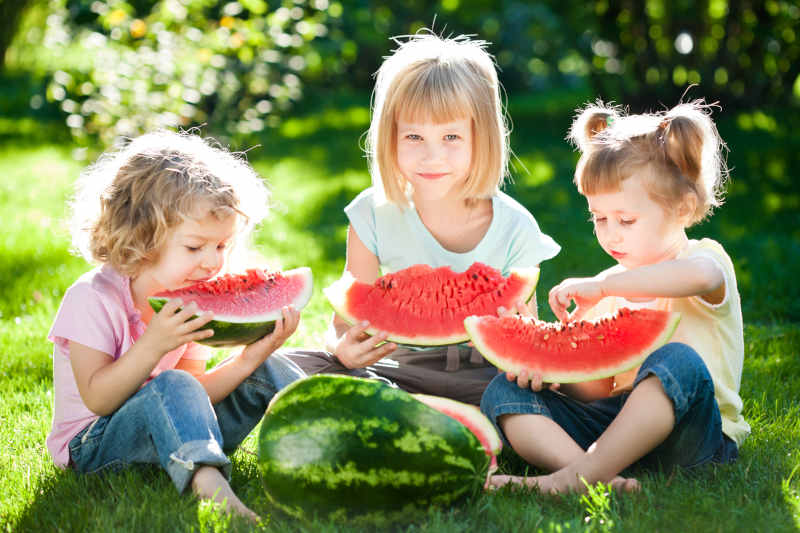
[69, 130, 270, 276]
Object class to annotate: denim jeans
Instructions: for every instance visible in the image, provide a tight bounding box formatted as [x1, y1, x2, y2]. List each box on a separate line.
[480, 342, 738, 471]
[68, 351, 305, 492]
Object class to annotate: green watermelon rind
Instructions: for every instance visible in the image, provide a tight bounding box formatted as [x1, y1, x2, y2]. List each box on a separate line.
[257, 374, 488, 524]
[147, 267, 313, 347]
[324, 266, 540, 346]
[411, 393, 502, 457]
[464, 311, 681, 383]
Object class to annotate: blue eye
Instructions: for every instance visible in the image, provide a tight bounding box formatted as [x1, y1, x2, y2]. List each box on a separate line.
[444, 134, 459, 141]
[186, 246, 200, 252]
[406, 134, 421, 141]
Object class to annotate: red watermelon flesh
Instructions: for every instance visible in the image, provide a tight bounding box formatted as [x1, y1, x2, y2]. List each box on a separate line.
[464, 308, 680, 383]
[148, 267, 313, 347]
[151, 267, 312, 322]
[324, 262, 539, 345]
[413, 393, 502, 470]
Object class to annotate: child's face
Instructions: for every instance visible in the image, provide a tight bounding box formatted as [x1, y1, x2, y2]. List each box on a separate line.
[586, 176, 686, 269]
[396, 116, 473, 201]
[138, 204, 238, 293]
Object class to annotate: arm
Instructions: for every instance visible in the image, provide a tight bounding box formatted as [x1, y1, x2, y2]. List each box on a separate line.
[549, 256, 725, 323]
[323, 225, 397, 368]
[70, 299, 215, 416]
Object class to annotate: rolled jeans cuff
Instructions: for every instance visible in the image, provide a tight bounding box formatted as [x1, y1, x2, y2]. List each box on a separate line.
[166, 440, 231, 493]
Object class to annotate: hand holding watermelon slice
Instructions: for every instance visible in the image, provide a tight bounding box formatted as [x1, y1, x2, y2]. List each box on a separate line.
[148, 267, 313, 347]
[324, 262, 540, 348]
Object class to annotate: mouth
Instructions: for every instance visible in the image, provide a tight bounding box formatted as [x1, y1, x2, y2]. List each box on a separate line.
[416, 172, 448, 180]
[609, 250, 626, 260]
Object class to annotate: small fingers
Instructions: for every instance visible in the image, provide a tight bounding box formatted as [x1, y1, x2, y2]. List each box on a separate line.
[529, 372, 544, 391]
[184, 328, 215, 343]
[516, 370, 531, 389]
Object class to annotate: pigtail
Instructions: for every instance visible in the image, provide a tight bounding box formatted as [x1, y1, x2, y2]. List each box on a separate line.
[662, 100, 728, 222]
[567, 101, 619, 153]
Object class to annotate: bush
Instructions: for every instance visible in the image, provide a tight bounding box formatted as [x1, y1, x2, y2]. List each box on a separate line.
[31, 0, 336, 145]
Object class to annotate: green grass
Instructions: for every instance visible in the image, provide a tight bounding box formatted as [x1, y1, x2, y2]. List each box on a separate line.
[1, 90, 799, 532]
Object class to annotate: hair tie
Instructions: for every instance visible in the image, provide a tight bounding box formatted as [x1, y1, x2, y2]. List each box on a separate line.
[605, 115, 615, 127]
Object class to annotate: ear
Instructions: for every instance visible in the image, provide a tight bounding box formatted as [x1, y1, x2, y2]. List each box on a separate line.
[677, 192, 697, 224]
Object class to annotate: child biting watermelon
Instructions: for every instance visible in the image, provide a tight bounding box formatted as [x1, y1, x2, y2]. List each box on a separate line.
[480, 99, 748, 493]
[47, 130, 305, 521]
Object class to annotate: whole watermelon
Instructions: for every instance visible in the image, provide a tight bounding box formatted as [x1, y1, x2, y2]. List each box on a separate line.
[257, 374, 489, 524]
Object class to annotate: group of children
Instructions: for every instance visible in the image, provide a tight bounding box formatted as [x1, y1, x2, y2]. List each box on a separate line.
[46, 31, 748, 520]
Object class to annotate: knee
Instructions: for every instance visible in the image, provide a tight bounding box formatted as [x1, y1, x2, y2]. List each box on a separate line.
[150, 369, 205, 398]
[480, 373, 512, 417]
[637, 343, 715, 419]
[643, 343, 712, 384]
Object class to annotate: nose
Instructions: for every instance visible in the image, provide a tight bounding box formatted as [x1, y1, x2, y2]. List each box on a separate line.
[422, 139, 444, 162]
[200, 247, 223, 271]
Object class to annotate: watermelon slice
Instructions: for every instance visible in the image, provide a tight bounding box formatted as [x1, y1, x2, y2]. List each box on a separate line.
[324, 262, 539, 346]
[148, 266, 313, 347]
[464, 308, 680, 383]
[412, 393, 502, 470]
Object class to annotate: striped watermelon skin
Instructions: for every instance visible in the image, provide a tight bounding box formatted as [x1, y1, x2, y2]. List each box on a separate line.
[257, 374, 488, 524]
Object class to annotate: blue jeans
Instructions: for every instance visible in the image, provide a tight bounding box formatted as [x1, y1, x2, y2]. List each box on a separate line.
[480, 343, 738, 471]
[68, 352, 305, 492]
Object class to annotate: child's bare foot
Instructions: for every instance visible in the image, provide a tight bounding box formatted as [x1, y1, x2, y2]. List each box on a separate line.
[535, 470, 641, 495]
[487, 474, 538, 490]
[487, 472, 639, 494]
[609, 475, 640, 492]
[191, 466, 260, 523]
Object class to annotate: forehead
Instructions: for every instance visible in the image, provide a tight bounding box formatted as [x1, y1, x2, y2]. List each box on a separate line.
[396, 116, 472, 129]
[174, 203, 238, 235]
[586, 176, 662, 213]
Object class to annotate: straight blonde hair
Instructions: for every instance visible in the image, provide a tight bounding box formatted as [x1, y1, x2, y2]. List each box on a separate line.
[367, 31, 509, 206]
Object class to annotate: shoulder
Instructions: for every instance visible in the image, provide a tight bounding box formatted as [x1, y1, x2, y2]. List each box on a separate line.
[492, 191, 536, 222]
[64, 265, 129, 307]
[686, 238, 735, 274]
[345, 187, 382, 212]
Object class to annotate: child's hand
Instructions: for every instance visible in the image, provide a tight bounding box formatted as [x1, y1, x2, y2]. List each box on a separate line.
[548, 278, 604, 323]
[333, 321, 397, 369]
[241, 305, 300, 365]
[505, 369, 560, 393]
[138, 299, 215, 358]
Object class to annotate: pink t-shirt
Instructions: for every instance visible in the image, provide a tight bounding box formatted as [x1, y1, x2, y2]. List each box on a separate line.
[47, 264, 210, 468]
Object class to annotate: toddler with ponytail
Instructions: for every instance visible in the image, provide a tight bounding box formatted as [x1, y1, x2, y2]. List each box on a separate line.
[480, 99, 748, 494]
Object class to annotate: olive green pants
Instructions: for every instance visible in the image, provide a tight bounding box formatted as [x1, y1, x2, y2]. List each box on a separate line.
[283, 345, 500, 406]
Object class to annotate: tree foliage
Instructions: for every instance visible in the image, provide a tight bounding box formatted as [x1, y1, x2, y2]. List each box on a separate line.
[32, 0, 335, 145]
[6, 0, 800, 145]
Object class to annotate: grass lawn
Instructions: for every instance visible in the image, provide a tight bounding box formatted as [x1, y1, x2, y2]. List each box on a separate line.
[1, 88, 799, 532]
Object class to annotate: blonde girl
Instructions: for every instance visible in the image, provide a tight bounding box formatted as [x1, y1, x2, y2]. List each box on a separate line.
[48, 131, 304, 520]
[480, 100, 749, 493]
[287, 31, 560, 404]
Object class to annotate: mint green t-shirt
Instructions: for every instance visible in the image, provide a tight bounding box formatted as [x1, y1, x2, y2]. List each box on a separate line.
[345, 187, 560, 275]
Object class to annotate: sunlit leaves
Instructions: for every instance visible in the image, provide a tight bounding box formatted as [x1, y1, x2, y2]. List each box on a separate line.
[38, 0, 335, 146]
